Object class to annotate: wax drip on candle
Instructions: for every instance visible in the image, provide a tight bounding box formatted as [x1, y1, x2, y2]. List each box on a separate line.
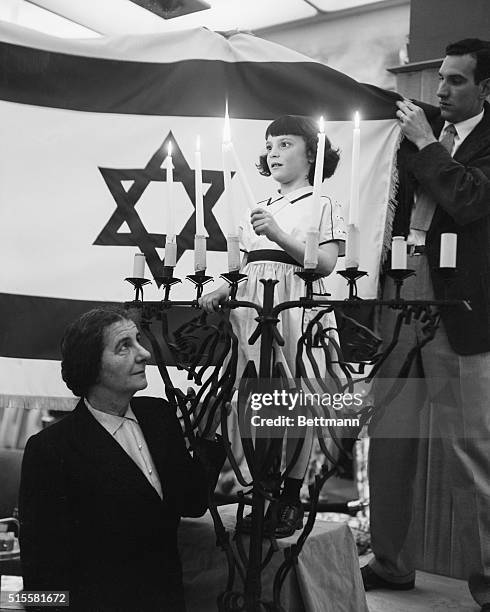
[132, 253, 145, 278]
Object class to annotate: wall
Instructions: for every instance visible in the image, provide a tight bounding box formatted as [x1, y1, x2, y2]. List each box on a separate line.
[409, 0, 490, 62]
[255, 0, 410, 90]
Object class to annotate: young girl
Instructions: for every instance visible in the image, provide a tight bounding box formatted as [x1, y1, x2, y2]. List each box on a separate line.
[199, 115, 345, 537]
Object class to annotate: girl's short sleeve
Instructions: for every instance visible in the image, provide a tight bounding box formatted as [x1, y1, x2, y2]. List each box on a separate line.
[319, 196, 346, 256]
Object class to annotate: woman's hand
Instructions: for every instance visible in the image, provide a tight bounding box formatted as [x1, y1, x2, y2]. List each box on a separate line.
[198, 285, 230, 313]
[250, 207, 284, 242]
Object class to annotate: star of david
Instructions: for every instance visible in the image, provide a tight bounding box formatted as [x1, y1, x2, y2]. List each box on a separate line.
[94, 131, 229, 284]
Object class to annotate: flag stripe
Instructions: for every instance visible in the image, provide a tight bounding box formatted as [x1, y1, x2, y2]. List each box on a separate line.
[0, 41, 398, 120]
[0, 293, 215, 365]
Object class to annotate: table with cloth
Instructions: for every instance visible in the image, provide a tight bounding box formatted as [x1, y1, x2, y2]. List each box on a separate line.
[179, 504, 368, 612]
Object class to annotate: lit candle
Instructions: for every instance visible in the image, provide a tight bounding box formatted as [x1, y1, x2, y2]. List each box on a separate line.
[345, 225, 360, 269]
[229, 143, 256, 210]
[194, 235, 207, 272]
[165, 140, 175, 238]
[440, 233, 457, 268]
[132, 252, 145, 278]
[391, 236, 407, 269]
[195, 135, 205, 235]
[227, 235, 240, 272]
[348, 112, 361, 226]
[305, 116, 326, 268]
[222, 104, 239, 272]
[310, 116, 326, 227]
[222, 105, 234, 231]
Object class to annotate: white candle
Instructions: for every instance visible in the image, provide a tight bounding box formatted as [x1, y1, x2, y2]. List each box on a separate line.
[348, 112, 361, 226]
[310, 116, 326, 229]
[222, 105, 236, 235]
[194, 136, 205, 235]
[391, 236, 407, 269]
[304, 230, 320, 270]
[304, 116, 326, 268]
[164, 235, 177, 267]
[132, 253, 145, 278]
[440, 233, 457, 268]
[194, 234, 207, 272]
[345, 225, 360, 269]
[165, 140, 175, 237]
[229, 143, 256, 210]
[227, 235, 240, 272]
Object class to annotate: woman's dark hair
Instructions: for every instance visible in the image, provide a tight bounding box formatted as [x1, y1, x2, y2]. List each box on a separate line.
[256, 114, 340, 185]
[61, 307, 130, 397]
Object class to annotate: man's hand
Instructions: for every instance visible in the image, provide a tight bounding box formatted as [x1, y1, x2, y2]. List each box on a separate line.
[250, 207, 284, 242]
[396, 99, 438, 150]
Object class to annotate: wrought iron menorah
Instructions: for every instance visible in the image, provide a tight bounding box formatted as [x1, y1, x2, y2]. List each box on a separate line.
[124, 263, 469, 612]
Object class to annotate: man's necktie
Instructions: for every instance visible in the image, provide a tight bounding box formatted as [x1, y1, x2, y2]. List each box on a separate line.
[439, 123, 457, 154]
[411, 124, 457, 231]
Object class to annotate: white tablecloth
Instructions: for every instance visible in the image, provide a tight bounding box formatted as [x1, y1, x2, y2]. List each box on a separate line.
[179, 504, 368, 612]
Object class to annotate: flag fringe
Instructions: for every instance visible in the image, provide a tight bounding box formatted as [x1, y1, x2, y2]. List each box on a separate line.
[0, 394, 77, 412]
[380, 129, 403, 268]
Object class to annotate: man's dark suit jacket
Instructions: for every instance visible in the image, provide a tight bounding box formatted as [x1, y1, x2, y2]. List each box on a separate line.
[395, 101, 490, 355]
[19, 396, 225, 612]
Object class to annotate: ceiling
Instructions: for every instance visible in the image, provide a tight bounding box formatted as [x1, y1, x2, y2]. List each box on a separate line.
[0, 0, 392, 38]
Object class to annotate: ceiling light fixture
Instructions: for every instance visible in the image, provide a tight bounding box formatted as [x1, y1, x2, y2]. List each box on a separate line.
[129, 0, 210, 20]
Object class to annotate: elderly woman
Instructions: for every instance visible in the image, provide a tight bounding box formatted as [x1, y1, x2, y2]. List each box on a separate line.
[19, 307, 224, 612]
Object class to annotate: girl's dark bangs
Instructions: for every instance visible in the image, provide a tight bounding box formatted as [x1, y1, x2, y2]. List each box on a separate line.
[265, 115, 316, 139]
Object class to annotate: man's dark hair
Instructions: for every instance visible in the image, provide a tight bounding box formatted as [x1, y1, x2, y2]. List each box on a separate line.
[61, 307, 130, 397]
[256, 114, 340, 185]
[445, 38, 490, 83]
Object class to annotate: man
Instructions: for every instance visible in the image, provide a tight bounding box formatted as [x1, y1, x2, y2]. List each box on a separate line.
[362, 39, 490, 611]
[19, 307, 225, 611]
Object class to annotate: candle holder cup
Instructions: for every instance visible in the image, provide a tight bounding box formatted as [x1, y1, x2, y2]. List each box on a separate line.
[437, 267, 457, 280]
[124, 277, 151, 302]
[385, 268, 415, 300]
[186, 270, 213, 300]
[436, 267, 458, 302]
[295, 269, 326, 300]
[156, 267, 182, 301]
[337, 267, 368, 299]
[220, 270, 247, 300]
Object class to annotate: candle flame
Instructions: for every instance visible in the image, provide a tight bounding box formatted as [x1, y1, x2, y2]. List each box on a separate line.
[196, 135, 201, 152]
[318, 116, 325, 133]
[223, 101, 231, 144]
[354, 111, 360, 129]
[167, 140, 173, 157]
